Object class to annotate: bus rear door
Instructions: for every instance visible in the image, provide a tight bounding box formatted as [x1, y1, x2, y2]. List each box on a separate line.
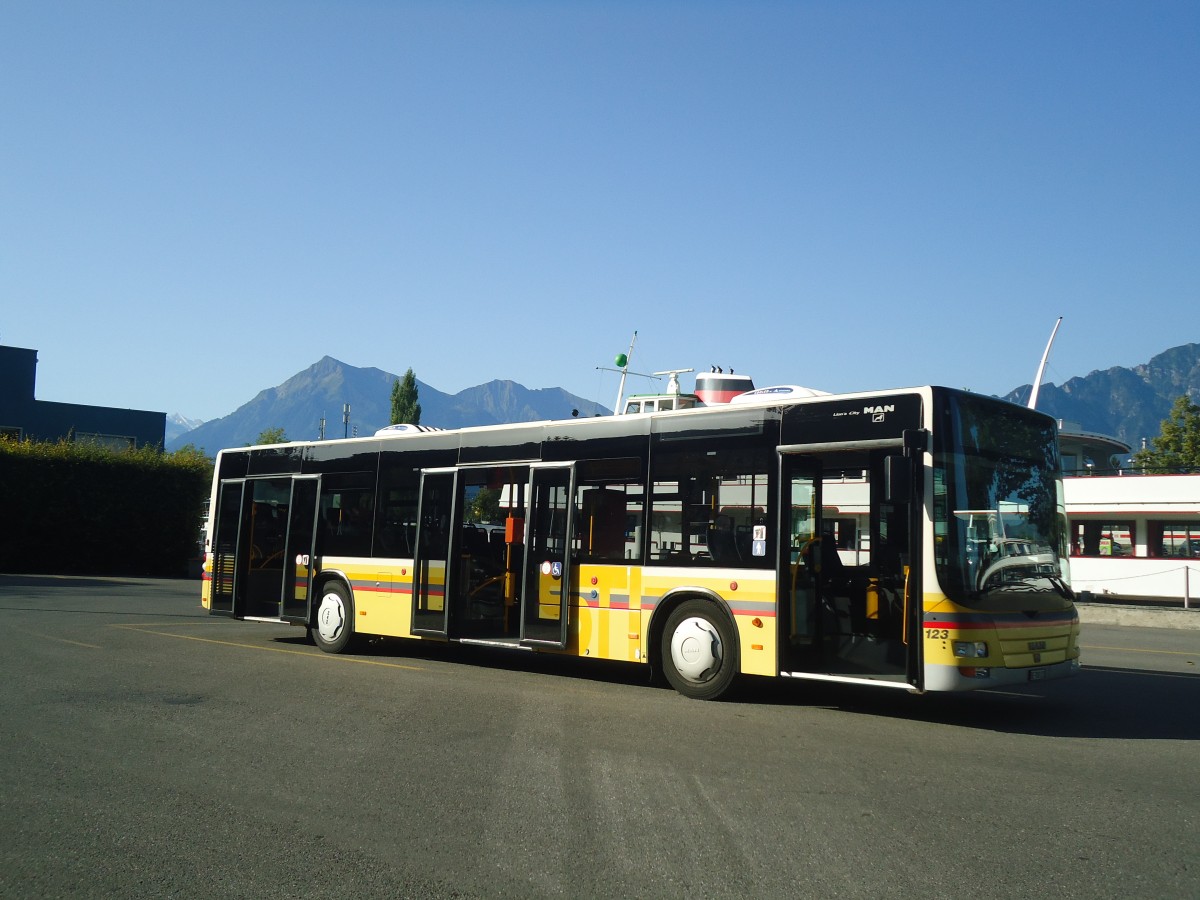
[209, 480, 245, 617]
[208, 476, 320, 622]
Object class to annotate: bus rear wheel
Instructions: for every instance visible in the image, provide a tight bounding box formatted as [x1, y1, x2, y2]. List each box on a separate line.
[661, 600, 738, 700]
[312, 582, 355, 654]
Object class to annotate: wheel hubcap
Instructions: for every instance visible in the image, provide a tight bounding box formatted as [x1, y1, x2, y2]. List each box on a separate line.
[316, 592, 346, 643]
[670, 616, 722, 683]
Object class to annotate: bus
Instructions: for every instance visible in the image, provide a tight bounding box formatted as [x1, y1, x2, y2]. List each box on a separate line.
[200, 385, 1080, 699]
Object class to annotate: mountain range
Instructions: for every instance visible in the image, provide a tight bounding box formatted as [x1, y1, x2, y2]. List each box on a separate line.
[1003, 342, 1200, 450]
[167, 356, 609, 453]
[168, 343, 1200, 454]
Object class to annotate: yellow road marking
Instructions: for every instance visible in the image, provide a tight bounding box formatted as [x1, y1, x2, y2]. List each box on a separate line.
[1082, 644, 1197, 658]
[110, 623, 425, 671]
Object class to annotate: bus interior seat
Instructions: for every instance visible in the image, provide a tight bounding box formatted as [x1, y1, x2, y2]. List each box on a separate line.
[708, 516, 738, 564]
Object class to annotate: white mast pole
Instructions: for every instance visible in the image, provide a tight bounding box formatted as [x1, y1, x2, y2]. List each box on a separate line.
[614, 331, 637, 414]
[1029, 316, 1063, 410]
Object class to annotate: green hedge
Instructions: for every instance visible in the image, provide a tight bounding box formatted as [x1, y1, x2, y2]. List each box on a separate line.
[0, 440, 212, 577]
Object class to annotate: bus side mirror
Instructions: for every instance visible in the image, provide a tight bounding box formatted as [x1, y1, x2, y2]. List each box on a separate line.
[884, 455, 911, 504]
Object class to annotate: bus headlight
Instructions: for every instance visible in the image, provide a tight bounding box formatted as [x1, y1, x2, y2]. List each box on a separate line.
[953, 641, 988, 658]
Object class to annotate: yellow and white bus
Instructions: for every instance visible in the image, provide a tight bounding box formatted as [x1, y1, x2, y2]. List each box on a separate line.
[201, 386, 1080, 699]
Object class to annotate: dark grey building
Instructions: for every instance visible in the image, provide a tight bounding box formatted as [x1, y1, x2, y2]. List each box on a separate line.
[0, 344, 166, 449]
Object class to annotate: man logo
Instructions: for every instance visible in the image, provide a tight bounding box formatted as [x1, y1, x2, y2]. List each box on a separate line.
[865, 403, 894, 423]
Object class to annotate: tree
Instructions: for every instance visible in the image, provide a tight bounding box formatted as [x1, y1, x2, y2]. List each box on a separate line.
[255, 427, 288, 445]
[390, 368, 421, 425]
[169, 443, 213, 466]
[467, 487, 501, 524]
[1131, 395, 1200, 473]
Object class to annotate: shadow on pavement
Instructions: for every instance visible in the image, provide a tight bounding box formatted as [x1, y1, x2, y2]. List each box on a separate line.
[275, 631, 1200, 741]
[748, 664, 1200, 741]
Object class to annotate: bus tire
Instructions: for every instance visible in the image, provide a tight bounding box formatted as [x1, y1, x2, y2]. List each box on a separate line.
[661, 599, 738, 700]
[312, 581, 355, 654]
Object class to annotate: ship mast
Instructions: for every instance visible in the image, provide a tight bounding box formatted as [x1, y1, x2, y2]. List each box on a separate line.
[614, 331, 637, 414]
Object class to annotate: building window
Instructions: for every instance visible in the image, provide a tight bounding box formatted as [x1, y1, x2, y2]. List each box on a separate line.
[1073, 521, 1135, 557]
[1150, 522, 1200, 558]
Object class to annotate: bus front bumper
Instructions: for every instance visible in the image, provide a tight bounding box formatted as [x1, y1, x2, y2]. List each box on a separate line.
[924, 657, 1081, 692]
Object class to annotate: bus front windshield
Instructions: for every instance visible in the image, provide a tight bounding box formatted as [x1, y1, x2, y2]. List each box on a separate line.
[934, 394, 1072, 610]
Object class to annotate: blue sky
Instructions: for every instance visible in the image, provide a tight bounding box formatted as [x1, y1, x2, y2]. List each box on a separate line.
[3, 1, 1197, 422]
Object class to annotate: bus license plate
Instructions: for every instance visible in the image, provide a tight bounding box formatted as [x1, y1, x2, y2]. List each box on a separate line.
[1028, 668, 1046, 682]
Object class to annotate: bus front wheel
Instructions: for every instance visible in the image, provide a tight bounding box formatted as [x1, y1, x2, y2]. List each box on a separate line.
[661, 600, 738, 700]
[312, 582, 355, 654]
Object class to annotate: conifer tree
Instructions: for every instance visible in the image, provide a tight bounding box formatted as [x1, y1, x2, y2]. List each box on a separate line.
[390, 368, 422, 425]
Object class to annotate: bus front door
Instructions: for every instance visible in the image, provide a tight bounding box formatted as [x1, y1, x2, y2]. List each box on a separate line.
[521, 466, 574, 648]
[779, 451, 912, 686]
[779, 457, 821, 656]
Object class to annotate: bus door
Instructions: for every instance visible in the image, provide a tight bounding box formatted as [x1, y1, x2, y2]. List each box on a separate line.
[209, 480, 246, 616]
[412, 469, 458, 637]
[779, 456, 822, 657]
[280, 476, 320, 623]
[521, 465, 574, 648]
[779, 448, 918, 687]
[210, 476, 318, 620]
[451, 466, 528, 641]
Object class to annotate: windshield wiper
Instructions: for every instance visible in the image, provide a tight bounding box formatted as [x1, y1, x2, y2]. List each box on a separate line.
[1047, 575, 1075, 600]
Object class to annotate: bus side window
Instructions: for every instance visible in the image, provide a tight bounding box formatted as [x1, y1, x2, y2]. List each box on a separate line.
[648, 443, 773, 568]
[319, 486, 374, 557]
[574, 458, 645, 564]
[578, 488, 627, 562]
[374, 488, 418, 558]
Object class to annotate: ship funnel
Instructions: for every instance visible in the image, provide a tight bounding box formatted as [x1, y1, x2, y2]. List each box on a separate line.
[695, 370, 755, 405]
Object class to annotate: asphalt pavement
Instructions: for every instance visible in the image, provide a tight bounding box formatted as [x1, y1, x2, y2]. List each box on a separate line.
[2, 575, 1199, 899]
